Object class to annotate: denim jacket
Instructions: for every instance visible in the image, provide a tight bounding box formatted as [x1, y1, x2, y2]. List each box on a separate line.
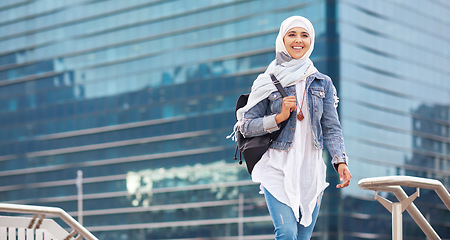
[240, 71, 348, 171]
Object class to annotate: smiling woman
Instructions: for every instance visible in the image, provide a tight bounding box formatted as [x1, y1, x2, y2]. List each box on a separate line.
[230, 16, 351, 240]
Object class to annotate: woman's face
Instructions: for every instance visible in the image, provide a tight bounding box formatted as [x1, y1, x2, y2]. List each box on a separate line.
[283, 27, 311, 59]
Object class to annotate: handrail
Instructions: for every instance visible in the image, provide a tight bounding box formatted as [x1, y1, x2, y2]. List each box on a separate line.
[358, 176, 450, 240]
[0, 203, 98, 240]
[359, 176, 450, 209]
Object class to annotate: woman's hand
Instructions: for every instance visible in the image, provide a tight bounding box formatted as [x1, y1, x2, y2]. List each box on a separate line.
[275, 96, 297, 124]
[336, 163, 352, 188]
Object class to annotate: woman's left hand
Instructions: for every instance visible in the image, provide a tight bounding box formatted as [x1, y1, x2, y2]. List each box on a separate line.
[336, 163, 352, 188]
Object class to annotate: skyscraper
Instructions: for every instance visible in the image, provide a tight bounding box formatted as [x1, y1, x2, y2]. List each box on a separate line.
[0, 0, 448, 239]
[337, 0, 449, 238]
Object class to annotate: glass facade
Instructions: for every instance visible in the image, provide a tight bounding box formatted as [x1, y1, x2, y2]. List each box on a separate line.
[338, 0, 450, 239]
[0, 0, 448, 239]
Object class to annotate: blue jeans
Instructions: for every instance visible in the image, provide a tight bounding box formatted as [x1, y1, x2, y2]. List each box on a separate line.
[263, 188, 322, 240]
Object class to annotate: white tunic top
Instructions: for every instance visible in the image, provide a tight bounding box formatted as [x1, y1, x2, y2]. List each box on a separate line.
[251, 80, 329, 227]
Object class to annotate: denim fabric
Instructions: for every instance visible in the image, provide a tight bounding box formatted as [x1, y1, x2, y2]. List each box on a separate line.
[263, 187, 322, 240]
[240, 71, 348, 170]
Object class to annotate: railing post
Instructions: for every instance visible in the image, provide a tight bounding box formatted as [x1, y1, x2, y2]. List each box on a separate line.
[76, 170, 83, 225]
[392, 202, 402, 240]
[375, 188, 420, 240]
[238, 193, 244, 240]
[374, 191, 404, 240]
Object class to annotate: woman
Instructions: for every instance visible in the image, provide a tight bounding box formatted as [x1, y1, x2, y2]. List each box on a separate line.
[235, 16, 351, 239]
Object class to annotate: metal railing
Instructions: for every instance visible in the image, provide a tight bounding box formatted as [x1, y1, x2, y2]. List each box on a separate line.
[358, 176, 450, 240]
[0, 203, 98, 240]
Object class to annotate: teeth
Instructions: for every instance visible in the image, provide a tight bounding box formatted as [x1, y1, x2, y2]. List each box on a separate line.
[293, 47, 303, 49]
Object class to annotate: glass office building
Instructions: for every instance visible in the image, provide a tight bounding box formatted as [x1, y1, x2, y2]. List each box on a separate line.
[0, 0, 448, 239]
[338, 0, 449, 239]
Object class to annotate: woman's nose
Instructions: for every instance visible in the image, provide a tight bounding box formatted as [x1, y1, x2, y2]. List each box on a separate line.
[295, 37, 302, 43]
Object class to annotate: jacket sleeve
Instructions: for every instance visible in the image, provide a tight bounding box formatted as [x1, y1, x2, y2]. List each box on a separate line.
[239, 98, 279, 138]
[321, 79, 348, 172]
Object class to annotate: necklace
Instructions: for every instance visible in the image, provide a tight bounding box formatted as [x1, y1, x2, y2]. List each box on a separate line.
[296, 83, 307, 121]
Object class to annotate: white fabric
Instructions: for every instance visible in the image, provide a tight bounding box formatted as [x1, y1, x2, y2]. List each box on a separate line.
[228, 16, 317, 141]
[251, 80, 329, 227]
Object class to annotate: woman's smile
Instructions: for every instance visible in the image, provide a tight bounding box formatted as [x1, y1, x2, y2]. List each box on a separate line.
[292, 46, 304, 51]
[283, 27, 311, 59]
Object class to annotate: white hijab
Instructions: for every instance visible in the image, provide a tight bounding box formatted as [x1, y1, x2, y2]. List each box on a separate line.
[228, 16, 317, 140]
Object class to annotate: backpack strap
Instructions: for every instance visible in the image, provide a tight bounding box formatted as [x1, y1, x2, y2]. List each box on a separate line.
[270, 74, 288, 98]
[268, 74, 290, 139]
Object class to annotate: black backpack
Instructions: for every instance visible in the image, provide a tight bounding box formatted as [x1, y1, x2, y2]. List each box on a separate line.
[233, 74, 289, 174]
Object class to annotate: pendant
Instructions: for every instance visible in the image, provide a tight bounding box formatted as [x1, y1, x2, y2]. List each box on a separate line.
[297, 111, 304, 121]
